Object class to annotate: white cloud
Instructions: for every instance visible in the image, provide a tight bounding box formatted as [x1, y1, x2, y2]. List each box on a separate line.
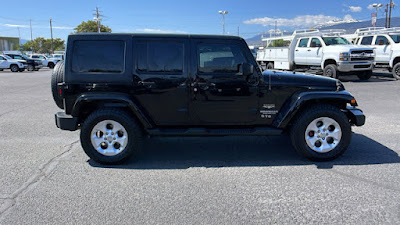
[349, 6, 362, 12]
[344, 14, 355, 21]
[134, 28, 187, 34]
[3, 24, 30, 28]
[243, 15, 340, 28]
[1, 23, 73, 30]
[367, 4, 375, 10]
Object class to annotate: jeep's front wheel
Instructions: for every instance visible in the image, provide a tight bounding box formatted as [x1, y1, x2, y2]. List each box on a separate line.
[80, 109, 144, 164]
[290, 104, 351, 161]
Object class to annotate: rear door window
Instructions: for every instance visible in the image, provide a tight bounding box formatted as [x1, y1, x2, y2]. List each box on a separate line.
[136, 41, 184, 74]
[375, 36, 390, 45]
[360, 36, 373, 45]
[72, 40, 125, 73]
[298, 38, 309, 48]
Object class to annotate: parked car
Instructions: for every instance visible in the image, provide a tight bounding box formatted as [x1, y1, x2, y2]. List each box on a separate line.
[51, 54, 64, 60]
[5, 53, 43, 71]
[256, 29, 375, 80]
[29, 54, 60, 69]
[0, 55, 26, 72]
[346, 27, 400, 80]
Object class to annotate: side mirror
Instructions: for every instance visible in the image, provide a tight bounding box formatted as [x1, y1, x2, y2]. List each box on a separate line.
[240, 63, 254, 76]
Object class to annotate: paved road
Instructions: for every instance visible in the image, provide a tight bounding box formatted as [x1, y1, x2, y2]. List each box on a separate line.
[0, 69, 399, 224]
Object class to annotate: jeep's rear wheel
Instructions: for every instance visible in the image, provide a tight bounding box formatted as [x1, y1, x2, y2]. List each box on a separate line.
[80, 109, 144, 164]
[51, 61, 64, 109]
[290, 104, 351, 161]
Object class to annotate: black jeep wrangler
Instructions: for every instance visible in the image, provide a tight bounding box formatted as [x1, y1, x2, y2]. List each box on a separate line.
[52, 33, 365, 164]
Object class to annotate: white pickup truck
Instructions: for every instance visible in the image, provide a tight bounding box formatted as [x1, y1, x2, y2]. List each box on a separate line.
[345, 27, 400, 80]
[0, 55, 26, 72]
[256, 29, 375, 80]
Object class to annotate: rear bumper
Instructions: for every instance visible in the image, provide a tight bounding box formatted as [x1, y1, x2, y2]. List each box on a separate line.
[337, 61, 373, 72]
[55, 112, 78, 131]
[345, 107, 366, 126]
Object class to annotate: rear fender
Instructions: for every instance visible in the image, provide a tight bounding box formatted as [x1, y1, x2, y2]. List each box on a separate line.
[71, 93, 153, 129]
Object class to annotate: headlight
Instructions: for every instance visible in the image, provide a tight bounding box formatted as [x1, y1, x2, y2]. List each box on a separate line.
[339, 52, 349, 61]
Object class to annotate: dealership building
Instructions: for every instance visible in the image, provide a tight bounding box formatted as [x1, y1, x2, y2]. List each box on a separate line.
[0, 37, 20, 51]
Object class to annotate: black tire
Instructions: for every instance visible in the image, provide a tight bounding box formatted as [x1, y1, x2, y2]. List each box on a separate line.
[80, 109, 144, 164]
[323, 64, 339, 79]
[27, 64, 34, 71]
[392, 63, 400, 80]
[51, 61, 65, 109]
[290, 104, 352, 161]
[357, 70, 372, 80]
[266, 62, 274, 70]
[48, 62, 55, 69]
[0, 69, 3, 71]
[10, 64, 19, 72]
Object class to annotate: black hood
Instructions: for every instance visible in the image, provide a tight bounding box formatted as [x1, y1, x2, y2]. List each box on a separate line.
[262, 70, 342, 91]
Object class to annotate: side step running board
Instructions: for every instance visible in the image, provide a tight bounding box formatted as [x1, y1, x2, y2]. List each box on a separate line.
[147, 127, 283, 136]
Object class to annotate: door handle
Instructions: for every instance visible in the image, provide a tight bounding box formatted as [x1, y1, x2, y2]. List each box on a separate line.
[295, 50, 299, 52]
[307, 49, 311, 51]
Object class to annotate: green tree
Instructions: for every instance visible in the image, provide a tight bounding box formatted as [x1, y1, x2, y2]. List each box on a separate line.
[73, 20, 112, 33]
[268, 39, 291, 47]
[21, 37, 65, 54]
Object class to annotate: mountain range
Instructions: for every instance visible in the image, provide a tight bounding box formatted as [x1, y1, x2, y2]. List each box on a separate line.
[246, 17, 400, 46]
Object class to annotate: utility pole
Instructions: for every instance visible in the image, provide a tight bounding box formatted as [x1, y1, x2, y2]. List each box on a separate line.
[93, 7, 103, 33]
[50, 18, 54, 54]
[237, 26, 239, 36]
[389, 0, 394, 28]
[30, 19, 33, 41]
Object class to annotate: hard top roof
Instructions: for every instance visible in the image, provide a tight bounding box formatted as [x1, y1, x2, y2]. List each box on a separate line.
[68, 33, 244, 40]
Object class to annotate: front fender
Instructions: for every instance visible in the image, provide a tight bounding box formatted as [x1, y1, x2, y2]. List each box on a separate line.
[71, 92, 154, 129]
[273, 91, 355, 129]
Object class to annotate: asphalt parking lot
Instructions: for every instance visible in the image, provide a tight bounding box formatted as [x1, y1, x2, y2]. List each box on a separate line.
[0, 68, 399, 224]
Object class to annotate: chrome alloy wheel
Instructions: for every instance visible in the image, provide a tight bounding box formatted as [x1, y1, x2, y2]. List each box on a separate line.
[305, 117, 342, 153]
[90, 120, 128, 156]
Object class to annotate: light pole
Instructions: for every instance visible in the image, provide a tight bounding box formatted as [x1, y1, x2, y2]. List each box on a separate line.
[218, 10, 228, 35]
[372, 3, 383, 27]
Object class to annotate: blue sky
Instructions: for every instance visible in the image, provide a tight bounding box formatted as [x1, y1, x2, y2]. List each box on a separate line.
[0, 0, 396, 40]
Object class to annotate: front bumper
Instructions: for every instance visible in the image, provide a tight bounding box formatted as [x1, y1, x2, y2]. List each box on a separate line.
[345, 107, 366, 126]
[337, 61, 373, 72]
[55, 112, 78, 131]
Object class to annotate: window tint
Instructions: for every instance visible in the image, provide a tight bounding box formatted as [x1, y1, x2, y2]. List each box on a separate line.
[32, 56, 39, 58]
[72, 40, 125, 73]
[197, 43, 247, 74]
[361, 36, 373, 45]
[298, 38, 309, 47]
[310, 38, 322, 47]
[13, 55, 23, 59]
[375, 36, 390, 45]
[0, 56, 5, 60]
[136, 41, 183, 73]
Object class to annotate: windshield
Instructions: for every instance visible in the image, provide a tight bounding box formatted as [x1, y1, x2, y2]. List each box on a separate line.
[3, 55, 12, 60]
[390, 35, 400, 43]
[20, 55, 29, 60]
[322, 37, 350, 46]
